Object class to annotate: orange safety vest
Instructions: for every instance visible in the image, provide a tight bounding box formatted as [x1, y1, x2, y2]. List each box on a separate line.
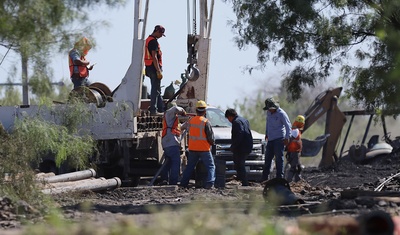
[188, 116, 211, 151]
[162, 114, 181, 138]
[287, 130, 302, 152]
[69, 50, 89, 78]
[144, 36, 163, 67]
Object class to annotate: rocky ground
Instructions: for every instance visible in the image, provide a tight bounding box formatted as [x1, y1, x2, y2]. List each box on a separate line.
[2, 153, 400, 234]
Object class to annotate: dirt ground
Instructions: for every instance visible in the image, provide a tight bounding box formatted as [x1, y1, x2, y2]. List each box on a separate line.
[3, 154, 400, 234]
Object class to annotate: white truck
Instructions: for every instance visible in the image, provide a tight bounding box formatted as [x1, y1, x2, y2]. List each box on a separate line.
[0, 0, 265, 186]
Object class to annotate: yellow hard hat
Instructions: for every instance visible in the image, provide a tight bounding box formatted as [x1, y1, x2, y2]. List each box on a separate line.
[196, 100, 207, 111]
[292, 115, 305, 130]
[295, 115, 305, 124]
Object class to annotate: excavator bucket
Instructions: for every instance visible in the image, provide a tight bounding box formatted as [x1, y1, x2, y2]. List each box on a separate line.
[301, 134, 331, 157]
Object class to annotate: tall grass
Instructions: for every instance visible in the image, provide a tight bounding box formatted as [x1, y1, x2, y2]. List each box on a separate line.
[0, 101, 97, 218]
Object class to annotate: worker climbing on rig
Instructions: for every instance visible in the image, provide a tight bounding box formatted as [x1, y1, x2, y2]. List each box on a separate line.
[286, 115, 305, 183]
[144, 25, 166, 115]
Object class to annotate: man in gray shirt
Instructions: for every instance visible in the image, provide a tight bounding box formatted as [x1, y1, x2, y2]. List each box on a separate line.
[260, 98, 291, 182]
[160, 102, 186, 185]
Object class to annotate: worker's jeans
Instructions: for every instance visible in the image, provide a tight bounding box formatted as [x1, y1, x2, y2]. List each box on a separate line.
[261, 138, 285, 181]
[160, 146, 181, 185]
[147, 70, 164, 113]
[233, 152, 249, 186]
[180, 150, 215, 188]
[71, 77, 91, 89]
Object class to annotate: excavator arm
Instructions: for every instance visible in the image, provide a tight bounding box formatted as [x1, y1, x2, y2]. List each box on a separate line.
[303, 87, 347, 167]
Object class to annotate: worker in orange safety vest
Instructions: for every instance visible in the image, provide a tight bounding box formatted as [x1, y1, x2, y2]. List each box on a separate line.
[286, 115, 305, 182]
[179, 100, 216, 189]
[69, 37, 95, 89]
[159, 101, 186, 185]
[144, 25, 165, 115]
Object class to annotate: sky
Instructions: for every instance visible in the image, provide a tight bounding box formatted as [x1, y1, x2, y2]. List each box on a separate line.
[0, 0, 286, 109]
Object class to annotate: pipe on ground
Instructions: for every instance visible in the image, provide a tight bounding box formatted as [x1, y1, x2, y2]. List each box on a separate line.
[42, 177, 121, 195]
[38, 168, 96, 184]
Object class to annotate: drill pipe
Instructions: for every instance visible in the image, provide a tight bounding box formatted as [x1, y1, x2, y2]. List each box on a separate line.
[41, 177, 121, 195]
[37, 168, 96, 184]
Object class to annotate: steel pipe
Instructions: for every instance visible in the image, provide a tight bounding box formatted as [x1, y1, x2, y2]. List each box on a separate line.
[39, 168, 96, 184]
[42, 177, 121, 195]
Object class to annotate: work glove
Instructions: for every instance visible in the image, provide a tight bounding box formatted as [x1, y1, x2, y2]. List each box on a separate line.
[157, 71, 163, 80]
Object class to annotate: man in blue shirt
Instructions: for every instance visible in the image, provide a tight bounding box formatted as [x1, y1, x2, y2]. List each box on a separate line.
[260, 97, 291, 182]
[225, 108, 253, 186]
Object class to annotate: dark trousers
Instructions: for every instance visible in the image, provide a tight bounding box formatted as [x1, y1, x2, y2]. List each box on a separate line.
[261, 138, 285, 181]
[286, 151, 302, 182]
[146, 68, 164, 113]
[233, 152, 249, 186]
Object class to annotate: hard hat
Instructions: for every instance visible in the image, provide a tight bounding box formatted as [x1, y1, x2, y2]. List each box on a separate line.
[196, 100, 207, 111]
[295, 115, 305, 124]
[292, 115, 305, 130]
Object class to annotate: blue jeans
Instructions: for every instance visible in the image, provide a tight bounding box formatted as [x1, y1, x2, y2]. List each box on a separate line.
[261, 138, 285, 181]
[71, 77, 91, 89]
[146, 69, 164, 113]
[160, 146, 181, 185]
[180, 150, 215, 188]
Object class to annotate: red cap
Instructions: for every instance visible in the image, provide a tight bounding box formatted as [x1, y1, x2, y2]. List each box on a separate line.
[154, 25, 166, 37]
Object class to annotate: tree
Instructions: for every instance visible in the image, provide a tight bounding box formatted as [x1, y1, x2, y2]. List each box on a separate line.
[0, 0, 125, 105]
[225, 0, 400, 114]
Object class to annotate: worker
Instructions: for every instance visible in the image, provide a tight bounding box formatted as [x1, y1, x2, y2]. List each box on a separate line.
[159, 101, 187, 185]
[224, 108, 253, 186]
[69, 37, 94, 89]
[286, 115, 305, 183]
[260, 97, 292, 182]
[144, 25, 166, 115]
[179, 100, 216, 189]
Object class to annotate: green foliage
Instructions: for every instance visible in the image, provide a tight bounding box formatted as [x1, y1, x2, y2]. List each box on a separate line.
[0, 0, 125, 105]
[12, 116, 95, 169]
[225, 0, 400, 112]
[0, 86, 22, 105]
[0, 100, 96, 220]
